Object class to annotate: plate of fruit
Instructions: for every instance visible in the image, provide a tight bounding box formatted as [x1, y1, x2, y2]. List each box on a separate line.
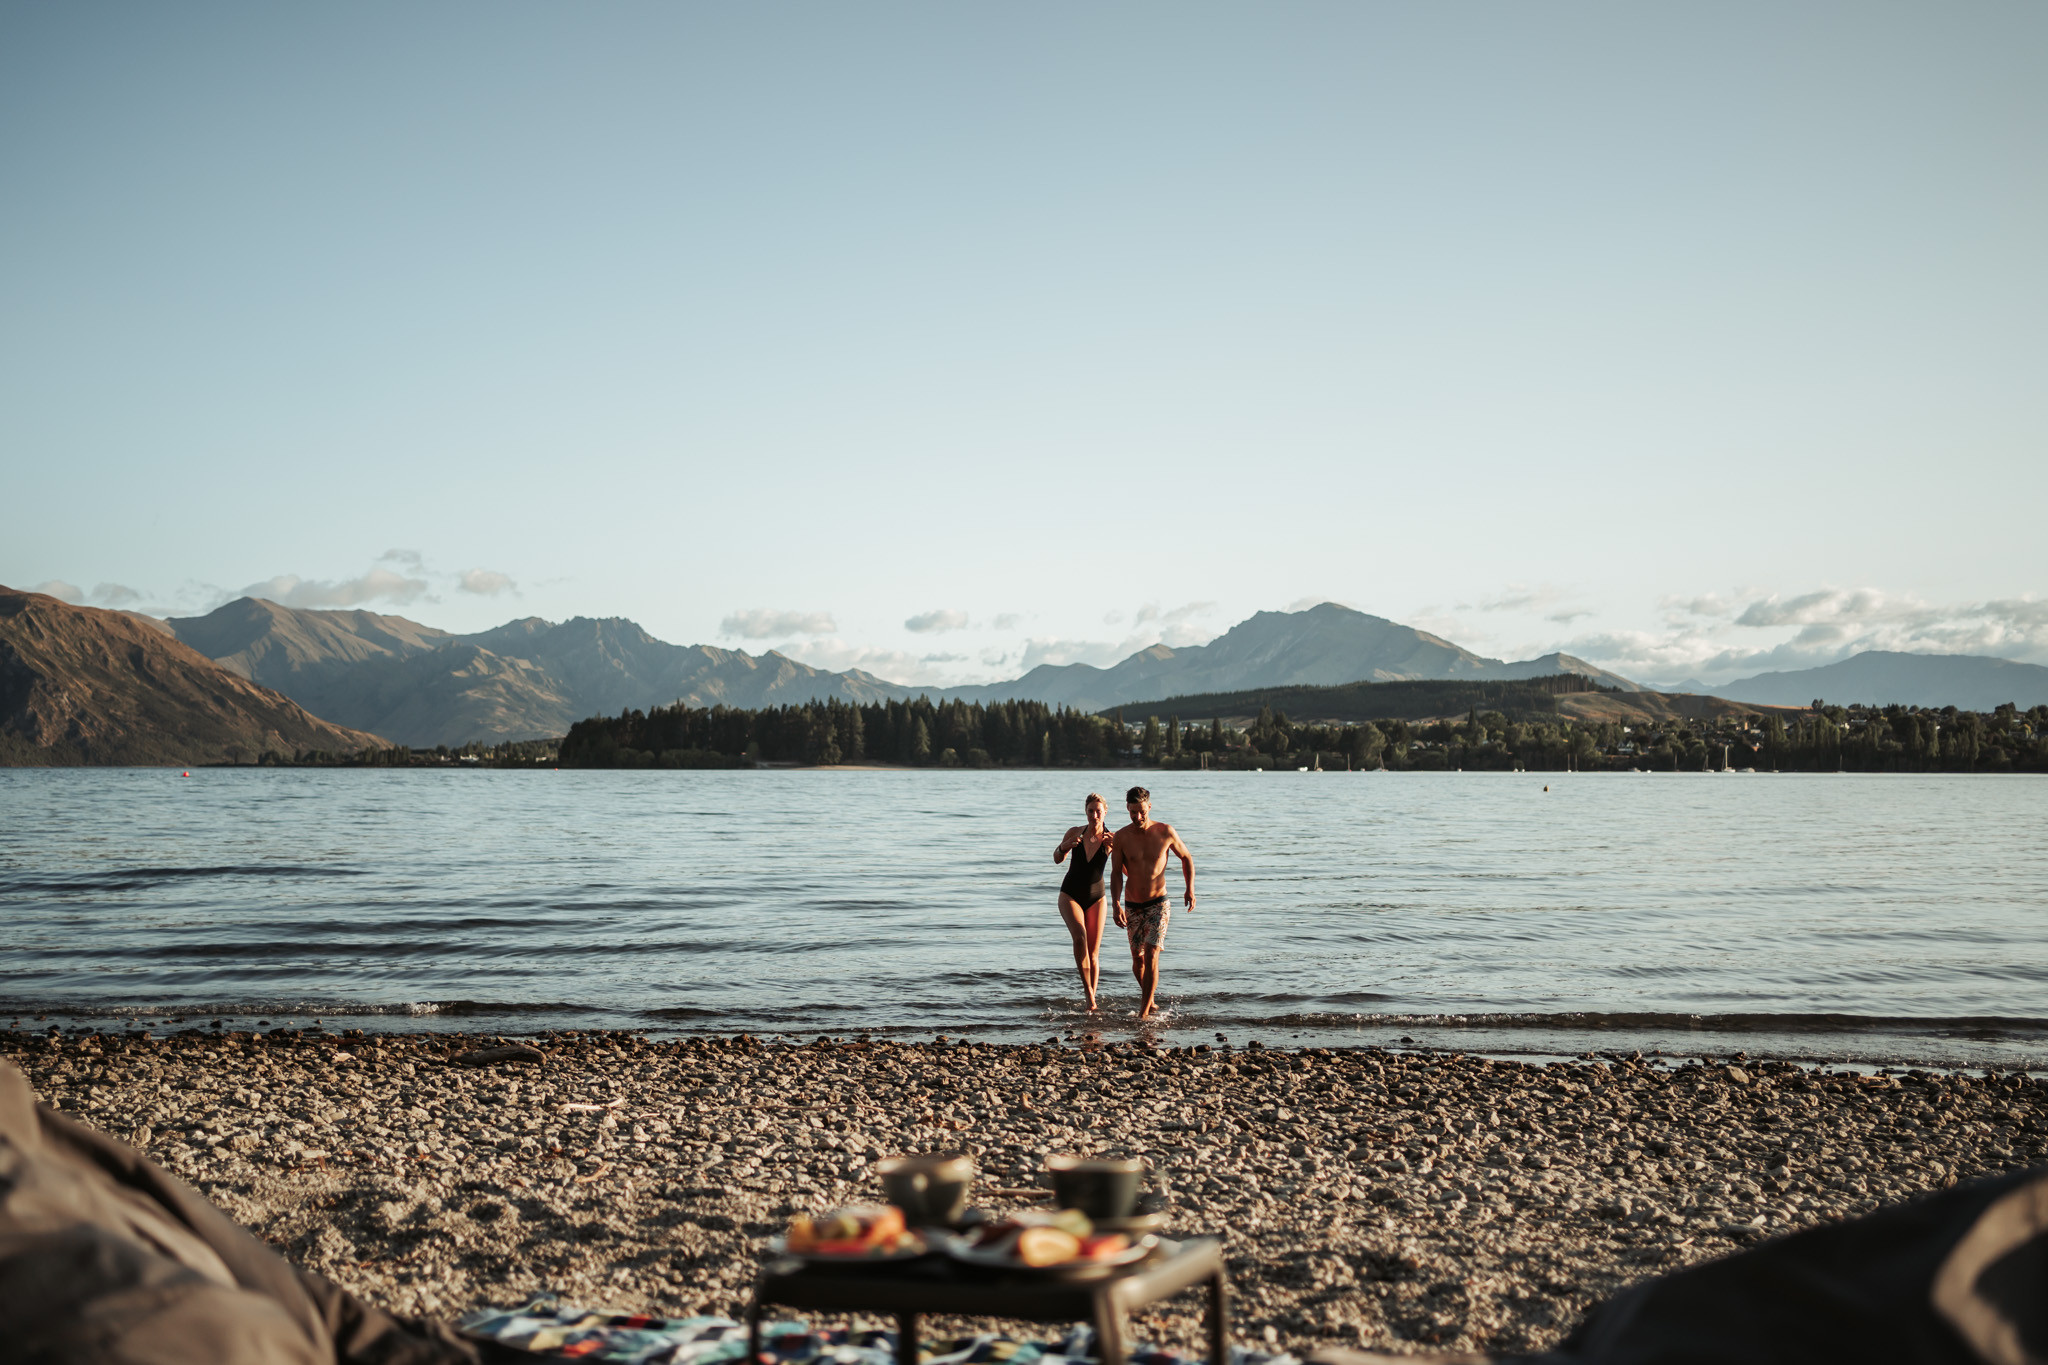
[944, 1209, 1158, 1278]
[772, 1206, 931, 1264]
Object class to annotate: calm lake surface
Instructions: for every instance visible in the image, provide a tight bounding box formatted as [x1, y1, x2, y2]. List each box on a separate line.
[2, 768, 2044, 1068]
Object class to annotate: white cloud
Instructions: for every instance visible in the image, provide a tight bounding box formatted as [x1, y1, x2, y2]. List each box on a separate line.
[1459, 583, 1576, 614]
[921, 651, 968, 663]
[1014, 619, 1219, 670]
[1133, 601, 1218, 647]
[1102, 610, 1127, 626]
[1660, 593, 1732, 619]
[1135, 600, 1217, 628]
[1547, 627, 1728, 682]
[239, 565, 431, 609]
[45, 551, 515, 618]
[228, 549, 437, 610]
[1450, 585, 1598, 634]
[1553, 587, 2048, 686]
[1019, 637, 1127, 670]
[992, 613, 1023, 630]
[1733, 588, 1890, 629]
[782, 639, 945, 686]
[904, 608, 969, 634]
[720, 608, 838, 639]
[34, 578, 147, 608]
[1412, 588, 1600, 655]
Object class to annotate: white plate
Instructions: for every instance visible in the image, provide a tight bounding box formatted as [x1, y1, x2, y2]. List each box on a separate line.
[942, 1232, 1160, 1277]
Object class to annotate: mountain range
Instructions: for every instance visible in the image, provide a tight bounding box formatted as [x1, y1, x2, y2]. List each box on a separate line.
[146, 599, 1645, 746]
[11, 585, 2037, 760]
[153, 597, 904, 746]
[0, 588, 384, 765]
[1693, 651, 2048, 711]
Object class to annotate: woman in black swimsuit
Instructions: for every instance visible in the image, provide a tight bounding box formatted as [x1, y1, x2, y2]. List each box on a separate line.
[1053, 793, 1114, 1011]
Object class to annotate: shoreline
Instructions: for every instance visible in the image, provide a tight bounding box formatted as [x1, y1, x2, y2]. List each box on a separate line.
[10, 1029, 2043, 1357]
[12, 1011, 2044, 1075]
[13, 766, 2048, 774]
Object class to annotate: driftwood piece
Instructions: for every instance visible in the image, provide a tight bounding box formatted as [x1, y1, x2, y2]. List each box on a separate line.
[451, 1045, 547, 1067]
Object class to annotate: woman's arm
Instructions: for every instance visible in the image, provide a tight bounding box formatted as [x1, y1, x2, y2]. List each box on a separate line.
[1054, 826, 1081, 863]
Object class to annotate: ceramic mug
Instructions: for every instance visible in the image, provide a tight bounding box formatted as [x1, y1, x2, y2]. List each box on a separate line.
[876, 1152, 974, 1226]
[1047, 1153, 1144, 1220]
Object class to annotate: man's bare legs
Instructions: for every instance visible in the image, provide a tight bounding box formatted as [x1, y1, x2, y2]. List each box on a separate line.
[1057, 893, 1105, 1010]
[1129, 941, 1162, 1019]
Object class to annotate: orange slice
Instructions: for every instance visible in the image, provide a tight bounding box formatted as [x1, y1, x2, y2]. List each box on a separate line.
[1015, 1226, 1082, 1267]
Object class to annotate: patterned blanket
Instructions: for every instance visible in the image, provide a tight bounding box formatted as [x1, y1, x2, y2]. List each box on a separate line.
[455, 1297, 1298, 1365]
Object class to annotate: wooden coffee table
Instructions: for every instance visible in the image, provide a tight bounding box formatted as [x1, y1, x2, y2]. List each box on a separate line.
[747, 1237, 1229, 1365]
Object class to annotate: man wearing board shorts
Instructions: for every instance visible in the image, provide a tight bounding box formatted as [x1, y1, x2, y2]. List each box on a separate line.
[1109, 786, 1196, 1020]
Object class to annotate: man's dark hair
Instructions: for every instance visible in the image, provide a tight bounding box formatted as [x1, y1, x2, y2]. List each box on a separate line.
[1126, 786, 1151, 804]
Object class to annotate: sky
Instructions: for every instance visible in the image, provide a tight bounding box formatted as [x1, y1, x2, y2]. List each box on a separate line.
[4, 2, 2043, 689]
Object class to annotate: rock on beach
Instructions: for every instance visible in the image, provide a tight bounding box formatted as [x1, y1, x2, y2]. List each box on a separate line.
[5, 1026, 2043, 1359]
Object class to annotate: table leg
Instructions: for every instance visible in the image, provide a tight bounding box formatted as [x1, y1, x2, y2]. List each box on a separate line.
[747, 1297, 763, 1365]
[896, 1310, 919, 1365]
[1207, 1271, 1230, 1365]
[1093, 1295, 1128, 1365]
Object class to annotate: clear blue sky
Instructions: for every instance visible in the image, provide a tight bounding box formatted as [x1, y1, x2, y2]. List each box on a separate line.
[5, 2, 2043, 686]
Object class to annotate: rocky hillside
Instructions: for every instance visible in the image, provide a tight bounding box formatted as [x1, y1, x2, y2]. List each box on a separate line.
[0, 588, 387, 765]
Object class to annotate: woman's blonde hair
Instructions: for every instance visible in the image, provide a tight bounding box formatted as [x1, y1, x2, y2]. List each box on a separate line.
[1084, 792, 1106, 809]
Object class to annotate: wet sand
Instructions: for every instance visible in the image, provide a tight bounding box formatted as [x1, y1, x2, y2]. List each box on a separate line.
[6, 1028, 2042, 1358]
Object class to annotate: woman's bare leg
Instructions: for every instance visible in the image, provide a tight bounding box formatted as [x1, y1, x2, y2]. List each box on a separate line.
[1081, 898, 1106, 1007]
[1058, 894, 1101, 1010]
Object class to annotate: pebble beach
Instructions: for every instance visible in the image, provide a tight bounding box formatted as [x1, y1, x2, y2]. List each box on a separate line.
[6, 1027, 2043, 1359]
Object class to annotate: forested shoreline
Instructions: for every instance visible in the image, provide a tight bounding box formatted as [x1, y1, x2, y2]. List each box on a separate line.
[535, 688, 2048, 774]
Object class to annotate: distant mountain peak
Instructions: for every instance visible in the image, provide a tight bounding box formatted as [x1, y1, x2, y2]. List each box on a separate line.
[929, 601, 1638, 712]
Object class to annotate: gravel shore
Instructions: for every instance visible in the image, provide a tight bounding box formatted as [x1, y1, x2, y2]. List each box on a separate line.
[6, 1027, 2043, 1359]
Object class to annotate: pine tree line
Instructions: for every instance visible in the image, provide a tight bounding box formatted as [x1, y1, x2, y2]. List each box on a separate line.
[558, 697, 1127, 769]
[554, 695, 2048, 773]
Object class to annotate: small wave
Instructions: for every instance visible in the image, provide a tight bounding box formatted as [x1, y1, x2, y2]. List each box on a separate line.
[100, 936, 612, 961]
[641, 1001, 889, 1023]
[0, 864, 364, 895]
[0, 998, 594, 1022]
[390, 999, 590, 1017]
[1348, 1010, 2048, 1039]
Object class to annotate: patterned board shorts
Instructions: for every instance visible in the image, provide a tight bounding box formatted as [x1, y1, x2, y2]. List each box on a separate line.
[1125, 896, 1171, 948]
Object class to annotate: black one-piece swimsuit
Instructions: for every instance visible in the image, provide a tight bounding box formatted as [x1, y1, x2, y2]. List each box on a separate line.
[1060, 836, 1108, 906]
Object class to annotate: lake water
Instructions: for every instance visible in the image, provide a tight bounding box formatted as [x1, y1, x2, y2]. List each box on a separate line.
[2, 768, 2044, 1069]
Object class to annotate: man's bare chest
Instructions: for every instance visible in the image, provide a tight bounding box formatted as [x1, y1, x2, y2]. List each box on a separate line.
[1123, 831, 1173, 867]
